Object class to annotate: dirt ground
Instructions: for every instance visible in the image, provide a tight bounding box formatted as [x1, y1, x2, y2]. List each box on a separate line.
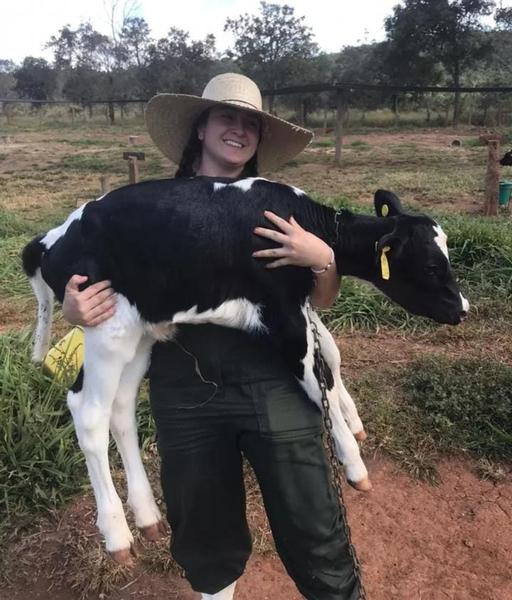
[2, 455, 511, 600]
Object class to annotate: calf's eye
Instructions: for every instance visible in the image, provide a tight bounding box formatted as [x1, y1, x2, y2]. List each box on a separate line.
[424, 265, 439, 276]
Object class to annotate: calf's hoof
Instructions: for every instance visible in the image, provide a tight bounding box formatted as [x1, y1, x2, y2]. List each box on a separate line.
[354, 430, 367, 442]
[140, 520, 168, 541]
[348, 478, 372, 492]
[110, 544, 137, 565]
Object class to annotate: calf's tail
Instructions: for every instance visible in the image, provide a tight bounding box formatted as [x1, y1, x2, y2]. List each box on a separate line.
[22, 236, 54, 361]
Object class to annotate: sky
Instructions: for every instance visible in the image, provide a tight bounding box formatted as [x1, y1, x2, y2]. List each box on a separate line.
[2, 0, 511, 65]
[0, 0, 410, 64]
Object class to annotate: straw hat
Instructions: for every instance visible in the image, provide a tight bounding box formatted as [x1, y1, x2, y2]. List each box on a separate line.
[145, 73, 313, 172]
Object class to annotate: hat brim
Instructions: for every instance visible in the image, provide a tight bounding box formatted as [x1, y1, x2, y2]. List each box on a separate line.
[145, 94, 313, 173]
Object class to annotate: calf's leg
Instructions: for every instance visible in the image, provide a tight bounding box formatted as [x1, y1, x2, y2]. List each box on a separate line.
[201, 582, 237, 600]
[67, 298, 145, 561]
[308, 310, 366, 440]
[109, 334, 165, 541]
[280, 304, 369, 490]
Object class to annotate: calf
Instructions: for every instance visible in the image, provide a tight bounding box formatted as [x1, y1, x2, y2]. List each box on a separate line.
[22, 177, 468, 562]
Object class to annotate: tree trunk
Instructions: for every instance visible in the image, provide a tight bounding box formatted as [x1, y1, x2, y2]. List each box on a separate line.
[392, 94, 400, 124]
[467, 97, 474, 126]
[298, 99, 306, 126]
[425, 93, 431, 123]
[108, 102, 115, 125]
[452, 67, 461, 127]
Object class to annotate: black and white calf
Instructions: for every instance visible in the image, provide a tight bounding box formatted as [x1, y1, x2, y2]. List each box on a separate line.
[22, 176, 469, 563]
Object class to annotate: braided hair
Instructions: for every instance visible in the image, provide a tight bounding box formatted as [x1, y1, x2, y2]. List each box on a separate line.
[175, 107, 260, 179]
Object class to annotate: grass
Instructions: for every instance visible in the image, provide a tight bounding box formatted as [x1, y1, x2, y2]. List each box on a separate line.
[350, 355, 512, 482]
[402, 356, 512, 458]
[0, 331, 86, 541]
[0, 235, 33, 299]
[323, 279, 428, 333]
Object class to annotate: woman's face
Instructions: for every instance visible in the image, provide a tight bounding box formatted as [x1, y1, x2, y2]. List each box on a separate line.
[197, 105, 261, 175]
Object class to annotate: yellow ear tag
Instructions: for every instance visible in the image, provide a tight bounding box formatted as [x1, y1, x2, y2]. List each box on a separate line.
[380, 246, 391, 280]
[381, 204, 389, 217]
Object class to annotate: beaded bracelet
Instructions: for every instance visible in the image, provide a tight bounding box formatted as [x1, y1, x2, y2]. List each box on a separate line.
[311, 247, 335, 274]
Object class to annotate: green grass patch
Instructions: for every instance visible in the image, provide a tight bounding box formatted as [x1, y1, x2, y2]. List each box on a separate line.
[444, 214, 512, 318]
[350, 354, 512, 481]
[349, 140, 370, 149]
[55, 138, 124, 148]
[461, 137, 482, 148]
[58, 153, 127, 175]
[0, 331, 86, 541]
[0, 235, 32, 299]
[402, 356, 512, 458]
[311, 139, 335, 148]
[0, 208, 34, 238]
[323, 279, 428, 333]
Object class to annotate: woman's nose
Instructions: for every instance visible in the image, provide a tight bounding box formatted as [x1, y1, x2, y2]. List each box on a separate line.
[230, 115, 245, 134]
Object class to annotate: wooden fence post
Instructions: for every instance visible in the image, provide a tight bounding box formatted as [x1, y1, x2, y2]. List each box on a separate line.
[480, 134, 502, 216]
[100, 176, 111, 194]
[335, 89, 347, 167]
[123, 151, 145, 184]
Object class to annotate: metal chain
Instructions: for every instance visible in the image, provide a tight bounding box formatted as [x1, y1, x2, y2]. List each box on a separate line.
[308, 309, 367, 600]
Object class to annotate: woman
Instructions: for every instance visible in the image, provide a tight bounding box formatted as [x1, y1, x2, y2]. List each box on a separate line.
[63, 73, 362, 600]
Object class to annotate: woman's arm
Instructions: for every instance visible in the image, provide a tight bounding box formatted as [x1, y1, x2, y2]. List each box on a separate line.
[62, 275, 117, 326]
[252, 210, 341, 309]
[310, 264, 341, 309]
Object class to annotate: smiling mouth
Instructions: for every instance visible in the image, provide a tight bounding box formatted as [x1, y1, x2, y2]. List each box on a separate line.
[223, 139, 244, 149]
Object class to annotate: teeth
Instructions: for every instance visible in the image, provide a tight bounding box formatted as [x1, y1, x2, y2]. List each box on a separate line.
[224, 140, 243, 148]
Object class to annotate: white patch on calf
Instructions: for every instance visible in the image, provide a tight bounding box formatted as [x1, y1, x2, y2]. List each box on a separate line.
[171, 298, 265, 332]
[460, 293, 470, 313]
[42, 204, 86, 249]
[29, 268, 54, 361]
[433, 224, 449, 260]
[92, 294, 143, 351]
[213, 182, 227, 192]
[230, 177, 266, 193]
[290, 185, 305, 196]
[298, 303, 322, 404]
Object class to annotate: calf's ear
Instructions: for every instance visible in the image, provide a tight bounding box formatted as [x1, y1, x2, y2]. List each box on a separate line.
[374, 190, 404, 218]
[375, 232, 405, 281]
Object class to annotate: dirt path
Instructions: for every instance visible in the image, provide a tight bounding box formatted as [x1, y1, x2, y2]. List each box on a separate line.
[2, 456, 510, 600]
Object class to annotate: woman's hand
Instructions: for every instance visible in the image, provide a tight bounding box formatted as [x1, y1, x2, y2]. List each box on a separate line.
[62, 275, 117, 327]
[252, 210, 333, 270]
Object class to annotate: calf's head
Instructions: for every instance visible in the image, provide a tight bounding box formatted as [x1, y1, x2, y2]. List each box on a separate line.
[371, 190, 469, 325]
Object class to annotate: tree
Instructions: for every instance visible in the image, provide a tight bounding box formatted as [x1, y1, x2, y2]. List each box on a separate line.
[495, 5, 512, 28]
[143, 28, 216, 97]
[14, 57, 56, 101]
[384, 0, 495, 125]
[0, 60, 16, 98]
[225, 1, 318, 112]
[119, 17, 152, 67]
